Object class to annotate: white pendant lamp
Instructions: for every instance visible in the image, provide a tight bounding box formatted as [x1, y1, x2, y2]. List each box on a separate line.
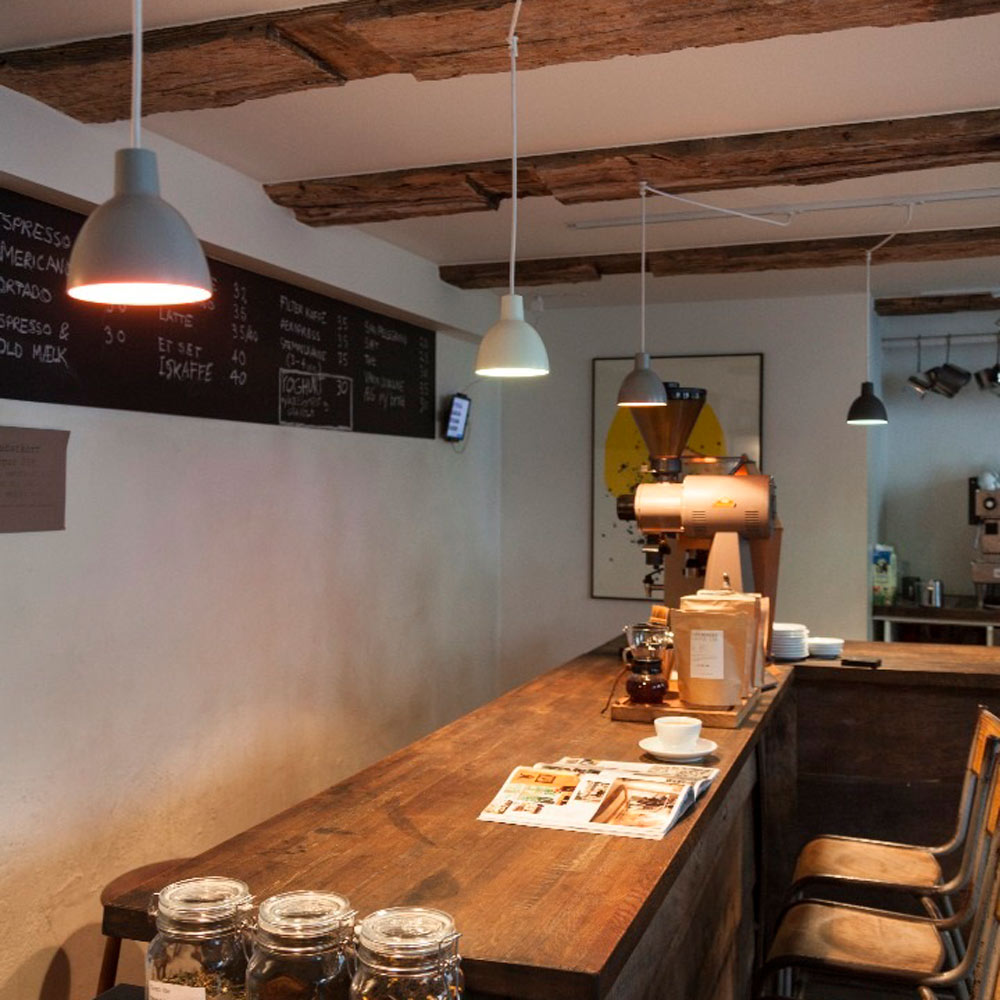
[846, 248, 888, 426]
[475, 1, 548, 378]
[617, 182, 666, 407]
[67, 0, 211, 306]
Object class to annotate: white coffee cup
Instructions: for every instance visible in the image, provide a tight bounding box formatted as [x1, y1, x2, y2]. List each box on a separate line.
[654, 715, 702, 751]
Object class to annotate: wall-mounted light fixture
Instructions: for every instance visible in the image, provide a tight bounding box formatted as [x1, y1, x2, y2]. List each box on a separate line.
[67, 0, 211, 306]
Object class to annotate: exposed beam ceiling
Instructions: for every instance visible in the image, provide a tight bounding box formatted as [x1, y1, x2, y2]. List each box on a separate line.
[1, 0, 999, 122]
[264, 109, 1000, 225]
[439, 227, 1000, 288]
[875, 293, 1000, 314]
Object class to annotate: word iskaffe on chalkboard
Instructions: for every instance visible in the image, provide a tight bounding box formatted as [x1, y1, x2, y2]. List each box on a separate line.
[0, 186, 436, 438]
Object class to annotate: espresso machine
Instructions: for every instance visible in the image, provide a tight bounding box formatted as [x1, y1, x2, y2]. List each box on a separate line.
[970, 478, 1000, 607]
[616, 383, 781, 614]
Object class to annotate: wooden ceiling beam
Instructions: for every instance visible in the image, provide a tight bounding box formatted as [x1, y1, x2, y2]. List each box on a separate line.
[2, 0, 1000, 121]
[264, 109, 1000, 224]
[439, 227, 1000, 289]
[875, 293, 1000, 315]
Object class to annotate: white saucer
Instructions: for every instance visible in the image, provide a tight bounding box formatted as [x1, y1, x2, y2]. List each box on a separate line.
[639, 735, 718, 761]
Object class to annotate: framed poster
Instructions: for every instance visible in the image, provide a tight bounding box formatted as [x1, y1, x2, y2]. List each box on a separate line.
[592, 353, 763, 600]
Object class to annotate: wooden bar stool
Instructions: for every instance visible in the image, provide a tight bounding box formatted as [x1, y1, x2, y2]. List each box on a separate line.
[789, 707, 1000, 904]
[97, 859, 188, 996]
[754, 770, 1000, 1000]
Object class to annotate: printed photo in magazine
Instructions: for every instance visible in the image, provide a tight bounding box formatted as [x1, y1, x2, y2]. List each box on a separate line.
[478, 757, 718, 840]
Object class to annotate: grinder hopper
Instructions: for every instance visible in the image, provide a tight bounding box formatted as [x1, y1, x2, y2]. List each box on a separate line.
[630, 382, 706, 481]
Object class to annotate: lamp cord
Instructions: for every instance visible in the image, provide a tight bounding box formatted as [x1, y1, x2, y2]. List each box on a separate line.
[131, 0, 142, 148]
[640, 181, 647, 354]
[507, 0, 523, 298]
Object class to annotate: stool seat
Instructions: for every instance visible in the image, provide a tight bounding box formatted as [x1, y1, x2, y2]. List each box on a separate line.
[792, 836, 942, 893]
[100, 858, 188, 908]
[97, 858, 189, 996]
[767, 900, 946, 979]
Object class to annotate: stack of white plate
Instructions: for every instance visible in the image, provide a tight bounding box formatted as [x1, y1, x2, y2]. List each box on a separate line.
[771, 622, 809, 660]
[808, 636, 845, 659]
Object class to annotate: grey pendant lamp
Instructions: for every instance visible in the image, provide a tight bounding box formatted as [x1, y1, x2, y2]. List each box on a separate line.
[475, 0, 549, 378]
[846, 248, 888, 426]
[67, 0, 212, 306]
[618, 182, 667, 407]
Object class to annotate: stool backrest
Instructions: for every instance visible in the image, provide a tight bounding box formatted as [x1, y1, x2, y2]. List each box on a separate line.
[948, 708, 1000, 894]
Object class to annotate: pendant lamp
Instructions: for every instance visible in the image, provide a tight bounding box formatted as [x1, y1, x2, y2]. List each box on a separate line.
[475, 1, 548, 378]
[67, 0, 212, 306]
[617, 182, 667, 407]
[846, 249, 888, 426]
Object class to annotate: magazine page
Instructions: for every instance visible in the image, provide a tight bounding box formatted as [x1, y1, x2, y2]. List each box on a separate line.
[478, 765, 696, 840]
[540, 756, 720, 798]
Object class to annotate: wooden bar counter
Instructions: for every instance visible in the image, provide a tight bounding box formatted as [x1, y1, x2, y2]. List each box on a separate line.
[103, 639, 1000, 1000]
[104, 638, 795, 1000]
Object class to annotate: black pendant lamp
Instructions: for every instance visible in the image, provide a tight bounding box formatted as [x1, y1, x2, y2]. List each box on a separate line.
[846, 249, 888, 426]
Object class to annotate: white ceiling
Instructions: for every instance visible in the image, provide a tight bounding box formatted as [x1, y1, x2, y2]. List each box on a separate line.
[5, 3, 1000, 307]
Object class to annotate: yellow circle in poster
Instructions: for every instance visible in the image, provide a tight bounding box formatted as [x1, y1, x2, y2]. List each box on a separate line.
[603, 404, 727, 496]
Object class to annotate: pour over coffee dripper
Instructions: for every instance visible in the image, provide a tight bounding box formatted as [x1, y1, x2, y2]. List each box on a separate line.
[622, 622, 672, 663]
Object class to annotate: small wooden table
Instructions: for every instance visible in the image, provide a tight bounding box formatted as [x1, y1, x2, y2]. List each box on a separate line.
[103, 639, 796, 1000]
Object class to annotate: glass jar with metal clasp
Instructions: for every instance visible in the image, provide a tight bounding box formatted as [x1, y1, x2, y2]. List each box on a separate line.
[350, 906, 463, 1000]
[146, 876, 254, 1000]
[247, 890, 356, 1000]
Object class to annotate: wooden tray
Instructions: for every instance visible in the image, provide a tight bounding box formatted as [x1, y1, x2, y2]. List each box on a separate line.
[610, 686, 761, 729]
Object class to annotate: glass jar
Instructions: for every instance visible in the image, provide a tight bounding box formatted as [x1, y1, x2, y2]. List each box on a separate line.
[350, 907, 462, 1000]
[146, 876, 253, 1000]
[247, 891, 356, 1000]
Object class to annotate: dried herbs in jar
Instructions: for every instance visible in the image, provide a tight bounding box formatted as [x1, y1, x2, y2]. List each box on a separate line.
[247, 890, 356, 1000]
[350, 907, 462, 1000]
[146, 876, 253, 1000]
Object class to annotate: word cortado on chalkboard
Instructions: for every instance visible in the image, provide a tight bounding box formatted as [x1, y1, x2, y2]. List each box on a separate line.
[0, 186, 435, 438]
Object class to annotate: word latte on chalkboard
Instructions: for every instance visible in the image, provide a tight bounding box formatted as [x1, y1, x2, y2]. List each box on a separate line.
[0, 186, 436, 438]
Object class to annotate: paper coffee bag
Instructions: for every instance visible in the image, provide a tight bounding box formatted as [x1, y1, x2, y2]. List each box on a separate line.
[670, 608, 747, 709]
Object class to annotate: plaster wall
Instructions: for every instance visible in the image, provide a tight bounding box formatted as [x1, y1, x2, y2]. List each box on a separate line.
[877, 310, 1000, 595]
[0, 90, 502, 1000]
[498, 294, 872, 688]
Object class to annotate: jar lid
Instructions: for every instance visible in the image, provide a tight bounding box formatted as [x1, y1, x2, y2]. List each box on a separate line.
[257, 891, 355, 939]
[357, 907, 457, 959]
[155, 876, 252, 925]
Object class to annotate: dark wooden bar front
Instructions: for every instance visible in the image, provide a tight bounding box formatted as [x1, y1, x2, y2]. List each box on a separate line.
[103, 640, 1000, 1000]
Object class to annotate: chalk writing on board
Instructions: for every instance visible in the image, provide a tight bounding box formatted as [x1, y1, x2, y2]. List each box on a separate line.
[278, 369, 353, 429]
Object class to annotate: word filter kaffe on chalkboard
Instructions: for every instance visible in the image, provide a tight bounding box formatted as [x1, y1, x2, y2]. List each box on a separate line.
[0, 186, 436, 438]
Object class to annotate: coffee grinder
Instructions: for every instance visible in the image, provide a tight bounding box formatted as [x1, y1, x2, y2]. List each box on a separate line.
[970, 476, 1000, 607]
[616, 382, 782, 617]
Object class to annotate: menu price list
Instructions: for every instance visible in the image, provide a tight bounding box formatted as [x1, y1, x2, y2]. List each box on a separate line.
[0, 186, 436, 438]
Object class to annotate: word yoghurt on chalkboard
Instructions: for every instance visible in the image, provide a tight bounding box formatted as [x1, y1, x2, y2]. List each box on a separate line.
[0, 186, 436, 439]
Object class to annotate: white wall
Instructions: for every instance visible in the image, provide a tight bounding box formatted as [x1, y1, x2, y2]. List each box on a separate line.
[877, 309, 1000, 594]
[498, 294, 872, 687]
[0, 89, 503, 1000]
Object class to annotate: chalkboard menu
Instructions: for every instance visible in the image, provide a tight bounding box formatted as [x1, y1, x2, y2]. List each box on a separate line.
[0, 186, 436, 437]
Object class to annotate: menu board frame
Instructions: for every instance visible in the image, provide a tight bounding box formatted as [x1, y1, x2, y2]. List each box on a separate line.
[0, 185, 436, 439]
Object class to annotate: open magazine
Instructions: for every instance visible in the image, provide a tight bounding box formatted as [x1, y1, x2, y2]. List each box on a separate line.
[478, 756, 720, 840]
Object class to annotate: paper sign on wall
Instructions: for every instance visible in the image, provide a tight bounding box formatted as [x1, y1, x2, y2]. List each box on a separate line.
[0, 426, 69, 532]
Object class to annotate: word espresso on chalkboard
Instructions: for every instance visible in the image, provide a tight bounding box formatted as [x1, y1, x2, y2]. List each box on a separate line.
[0, 186, 436, 438]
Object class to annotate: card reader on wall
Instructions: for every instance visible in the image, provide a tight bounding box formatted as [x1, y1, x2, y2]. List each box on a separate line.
[443, 393, 471, 441]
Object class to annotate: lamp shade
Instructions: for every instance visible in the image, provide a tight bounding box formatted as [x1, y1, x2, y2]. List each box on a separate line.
[617, 352, 667, 406]
[846, 381, 888, 425]
[67, 148, 212, 306]
[475, 293, 549, 377]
